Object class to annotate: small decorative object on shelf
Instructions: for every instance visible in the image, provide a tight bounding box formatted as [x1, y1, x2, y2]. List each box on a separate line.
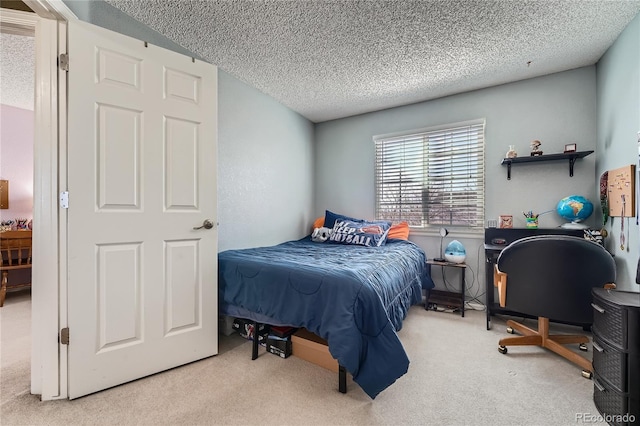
[530, 140, 543, 156]
[564, 143, 577, 153]
[523, 211, 539, 229]
[505, 145, 518, 158]
[498, 215, 513, 228]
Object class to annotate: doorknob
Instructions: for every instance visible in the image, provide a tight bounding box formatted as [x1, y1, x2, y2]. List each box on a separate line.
[193, 219, 214, 230]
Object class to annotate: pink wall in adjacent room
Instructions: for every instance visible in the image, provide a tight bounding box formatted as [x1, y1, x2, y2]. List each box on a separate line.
[0, 104, 34, 223]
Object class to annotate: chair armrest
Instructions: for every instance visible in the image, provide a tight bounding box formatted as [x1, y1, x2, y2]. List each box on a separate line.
[494, 265, 507, 307]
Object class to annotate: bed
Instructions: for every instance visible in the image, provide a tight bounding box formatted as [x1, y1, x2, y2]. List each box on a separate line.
[218, 215, 434, 399]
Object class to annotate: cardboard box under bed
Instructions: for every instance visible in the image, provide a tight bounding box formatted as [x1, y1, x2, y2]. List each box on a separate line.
[291, 328, 339, 373]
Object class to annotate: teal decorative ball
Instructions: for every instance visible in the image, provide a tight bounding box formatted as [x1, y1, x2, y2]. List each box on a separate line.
[556, 195, 594, 224]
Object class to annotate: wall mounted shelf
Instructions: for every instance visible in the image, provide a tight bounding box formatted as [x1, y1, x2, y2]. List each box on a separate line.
[501, 150, 594, 180]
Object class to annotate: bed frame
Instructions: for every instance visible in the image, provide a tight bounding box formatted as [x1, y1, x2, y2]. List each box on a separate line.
[247, 320, 347, 393]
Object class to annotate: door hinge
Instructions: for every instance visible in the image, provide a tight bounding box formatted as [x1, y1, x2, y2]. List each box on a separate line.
[60, 191, 69, 209]
[60, 327, 69, 345]
[59, 53, 69, 71]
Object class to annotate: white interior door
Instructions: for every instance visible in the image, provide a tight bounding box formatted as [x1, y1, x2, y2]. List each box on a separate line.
[67, 20, 218, 399]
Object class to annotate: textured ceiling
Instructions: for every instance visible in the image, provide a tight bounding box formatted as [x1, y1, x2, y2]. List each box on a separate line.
[104, 0, 640, 122]
[0, 32, 34, 111]
[2, 1, 640, 121]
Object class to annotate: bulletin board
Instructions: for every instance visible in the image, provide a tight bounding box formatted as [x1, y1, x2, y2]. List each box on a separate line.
[608, 164, 636, 217]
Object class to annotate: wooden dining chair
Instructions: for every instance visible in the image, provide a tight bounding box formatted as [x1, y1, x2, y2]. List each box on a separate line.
[0, 230, 33, 307]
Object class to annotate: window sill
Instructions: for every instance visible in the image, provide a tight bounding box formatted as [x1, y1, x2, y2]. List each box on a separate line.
[409, 227, 484, 239]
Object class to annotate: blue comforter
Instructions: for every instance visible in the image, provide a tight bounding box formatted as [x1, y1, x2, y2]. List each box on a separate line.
[218, 236, 434, 399]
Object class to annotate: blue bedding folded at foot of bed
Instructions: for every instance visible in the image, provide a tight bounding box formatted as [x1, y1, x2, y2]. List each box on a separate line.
[218, 236, 435, 399]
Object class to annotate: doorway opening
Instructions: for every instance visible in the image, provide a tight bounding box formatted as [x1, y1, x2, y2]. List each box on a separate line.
[1, 8, 35, 306]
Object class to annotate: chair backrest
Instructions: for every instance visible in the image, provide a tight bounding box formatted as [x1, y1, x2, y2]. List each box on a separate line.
[0, 230, 33, 270]
[496, 235, 616, 325]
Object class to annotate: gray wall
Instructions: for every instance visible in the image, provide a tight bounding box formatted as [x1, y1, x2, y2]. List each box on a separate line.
[63, 0, 316, 252]
[315, 67, 598, 301]
[217, 71, 314, 251]
[596, 13, 640, 293]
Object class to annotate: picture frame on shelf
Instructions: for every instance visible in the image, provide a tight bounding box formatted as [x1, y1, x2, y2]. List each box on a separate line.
[564, 143, 577, 153]
[498, 215, 513, 229]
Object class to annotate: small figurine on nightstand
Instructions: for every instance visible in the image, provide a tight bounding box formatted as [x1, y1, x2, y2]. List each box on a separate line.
[530, 139, 543, 156]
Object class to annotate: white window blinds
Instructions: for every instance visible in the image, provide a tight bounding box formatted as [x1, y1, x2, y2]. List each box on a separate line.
[374, 120, 485, 229]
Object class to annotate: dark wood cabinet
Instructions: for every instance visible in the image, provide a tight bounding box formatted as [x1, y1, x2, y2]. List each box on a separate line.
[591, 288, 640, 426]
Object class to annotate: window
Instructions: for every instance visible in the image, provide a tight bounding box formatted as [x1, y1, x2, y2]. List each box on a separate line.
[374, 119, 485, 229]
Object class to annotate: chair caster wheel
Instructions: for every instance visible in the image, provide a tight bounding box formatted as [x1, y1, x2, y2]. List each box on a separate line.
[579, 343, 588, 351]
[498, 345, 507, 354]
[581, 370, 593, 379]
[506, 327, 514, 334]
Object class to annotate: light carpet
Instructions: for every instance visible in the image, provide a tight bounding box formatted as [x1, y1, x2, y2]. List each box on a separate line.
[1, 290, 606, 425]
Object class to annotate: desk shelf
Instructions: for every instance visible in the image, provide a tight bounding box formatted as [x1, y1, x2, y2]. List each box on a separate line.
[501, 150, 593, 180]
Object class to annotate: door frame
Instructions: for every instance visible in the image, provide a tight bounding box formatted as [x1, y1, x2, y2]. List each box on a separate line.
[2, 0, 76, 401]
[31, 0, 74, 401]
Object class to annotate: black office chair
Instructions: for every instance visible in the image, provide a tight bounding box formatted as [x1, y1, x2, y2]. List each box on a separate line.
[493, 235, 616, 377]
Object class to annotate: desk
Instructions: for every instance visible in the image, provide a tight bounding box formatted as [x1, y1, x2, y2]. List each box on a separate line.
[426, 260, 466, 317]
[484, 227, 584, 330]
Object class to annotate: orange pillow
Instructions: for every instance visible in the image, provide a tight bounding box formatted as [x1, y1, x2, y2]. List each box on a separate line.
[387, 222, 410, 240]
[312, 216, 325, 230]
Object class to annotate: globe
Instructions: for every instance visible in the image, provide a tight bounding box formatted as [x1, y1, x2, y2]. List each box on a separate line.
[556, 195, 594, 229]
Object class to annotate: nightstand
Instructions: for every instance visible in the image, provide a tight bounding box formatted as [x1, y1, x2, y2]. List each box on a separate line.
[426, 260, 466, 317]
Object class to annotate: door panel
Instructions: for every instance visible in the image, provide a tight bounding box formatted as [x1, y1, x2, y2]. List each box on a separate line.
[165, 117, 199, 209]
[165, 240, 200, 333]
[97, 104, 141, 209]
[96, 243, 142, 352]
[67, 20, 217, 399]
